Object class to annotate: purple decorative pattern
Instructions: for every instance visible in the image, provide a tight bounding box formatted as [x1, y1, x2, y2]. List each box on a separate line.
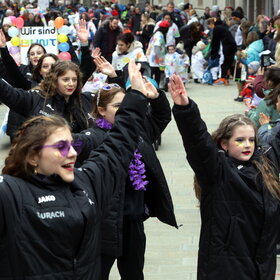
[96, 117, 149, 191]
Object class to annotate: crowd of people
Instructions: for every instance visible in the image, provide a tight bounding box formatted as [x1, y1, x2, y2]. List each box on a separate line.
[0, 0, 279, 279]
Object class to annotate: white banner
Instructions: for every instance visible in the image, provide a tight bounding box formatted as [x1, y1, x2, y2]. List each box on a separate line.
[20, 26, 58, 65]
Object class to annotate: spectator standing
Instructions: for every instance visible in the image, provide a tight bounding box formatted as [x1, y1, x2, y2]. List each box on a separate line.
[93, 16, 122, 63]
[130, 6, 142, 38]
[137, 13, 155, 52]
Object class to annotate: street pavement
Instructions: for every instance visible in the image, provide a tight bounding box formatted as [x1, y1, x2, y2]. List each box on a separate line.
[0, 81, 279, 279]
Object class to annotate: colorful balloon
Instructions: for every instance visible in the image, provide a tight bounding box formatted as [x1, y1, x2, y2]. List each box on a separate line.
[58, 52, 71, 61]
[58, 25, 70, 35]
[54, 17, 64, 29]
[58, 42, 70, 52]
[11, 36, 20, 46]
[8, 26, 19, 37]
[9, 16, 16, 24]
[57, 33, 68, 43]
[14, 17, 24, 29]
[9, 46, 20, 54]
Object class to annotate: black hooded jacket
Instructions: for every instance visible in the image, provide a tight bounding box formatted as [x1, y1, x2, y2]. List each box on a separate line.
[0, 89, 147, 279]
[173, 99, 280, 280]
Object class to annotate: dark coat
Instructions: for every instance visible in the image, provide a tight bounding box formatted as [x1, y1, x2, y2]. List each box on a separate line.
[93, 21, 122, 62]
[0, 78, 93, 133]
[173, 99, 280, 280]
[75, 91, 178, 257]
[0, 89, 148, 279]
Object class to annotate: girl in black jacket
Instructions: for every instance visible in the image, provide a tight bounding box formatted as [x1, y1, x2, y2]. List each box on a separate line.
[169, 74, 280, 280]
[0, 60, 149, 279]
[75, 78, 177, 280]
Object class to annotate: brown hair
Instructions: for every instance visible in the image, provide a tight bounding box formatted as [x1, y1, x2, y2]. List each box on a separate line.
[92, 86, 125, 119]
[246, 31, 259, 46]
[2, 115, 69, 179]
[32, 53, 59, 82]
[35, 60, 83, 98]
[194, 114, 279, 202]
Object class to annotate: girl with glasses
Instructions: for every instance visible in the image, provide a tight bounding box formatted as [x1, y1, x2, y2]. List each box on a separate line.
[0, 60, 149, 279]
[75, 72, 177, 280]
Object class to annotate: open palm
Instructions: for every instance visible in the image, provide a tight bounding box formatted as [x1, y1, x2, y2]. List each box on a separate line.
[168, 74, 189, 105]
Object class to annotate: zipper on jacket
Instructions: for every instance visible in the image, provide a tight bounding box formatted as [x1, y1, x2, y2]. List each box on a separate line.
[73, 258, 77, 278]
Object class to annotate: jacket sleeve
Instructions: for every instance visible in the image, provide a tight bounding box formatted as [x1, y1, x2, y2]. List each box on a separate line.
[0, 47, 31, 90]
[80, 45, 96, 85]
[144, 90, 171, 142]
[172, 99, 220, 188]
[78, 89, 148, 210]
[258, 121, 280, 145]
[0, 78, 37, 116]
[254, 75, 265, 98]
[93, 29, 102, 48]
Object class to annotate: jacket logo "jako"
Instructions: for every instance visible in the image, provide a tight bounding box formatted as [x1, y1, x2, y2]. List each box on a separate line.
[38, 195, 56, 204]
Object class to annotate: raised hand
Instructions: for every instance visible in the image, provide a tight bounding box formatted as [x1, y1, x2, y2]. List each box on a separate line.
[168, 74, 189, 105]
[77, 19, 89, 44]
[259, 112, 270, 126]
[92, 47, 101, 59]
[143, 76, 159, 99]
[94, 56, 117, 77]
[0, 29, 7, 48]
[128, 59, 147, 97]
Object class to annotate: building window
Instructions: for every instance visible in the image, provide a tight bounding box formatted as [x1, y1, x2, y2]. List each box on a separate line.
[213, 0, 217, 5]
[198, 0, 203, 6]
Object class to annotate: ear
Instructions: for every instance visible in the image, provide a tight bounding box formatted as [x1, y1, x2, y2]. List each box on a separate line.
[97, 106, 105, 117]
[220, 139, 229, 152]
[27, 152, 39, 167]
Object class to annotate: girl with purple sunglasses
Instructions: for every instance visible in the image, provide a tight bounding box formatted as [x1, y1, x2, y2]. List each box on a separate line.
[0, 60, 148, 279]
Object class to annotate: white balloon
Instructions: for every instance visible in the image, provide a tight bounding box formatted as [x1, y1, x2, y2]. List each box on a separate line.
[58, 25, 70, 35]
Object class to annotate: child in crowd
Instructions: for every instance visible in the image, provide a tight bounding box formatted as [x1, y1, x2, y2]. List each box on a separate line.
[169, 73, 280, 280]
[191, 41, 207, 83]
[164, 45, 189, 90]
[234, 61, 260, 102]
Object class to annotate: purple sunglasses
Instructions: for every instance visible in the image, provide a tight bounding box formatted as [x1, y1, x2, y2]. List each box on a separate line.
[41, 140, 84, 157]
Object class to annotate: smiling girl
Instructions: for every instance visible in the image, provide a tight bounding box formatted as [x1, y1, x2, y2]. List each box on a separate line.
[169, 74, 280, 279]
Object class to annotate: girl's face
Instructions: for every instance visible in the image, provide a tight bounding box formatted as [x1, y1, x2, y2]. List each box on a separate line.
[98, 91, 125, 124]
[29, 45, 45, 66]
[57, 70, 78, 99]
[163, 15, 171, 22]
[39, 56, 57, 78]
[168, 46, 176, 54]
[31, 126, 77, 182]
[221, 125, 255, 161]
[117, 40, 130, 53]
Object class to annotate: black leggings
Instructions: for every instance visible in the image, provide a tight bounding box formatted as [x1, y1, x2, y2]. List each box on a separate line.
[101, 218, 146, 280]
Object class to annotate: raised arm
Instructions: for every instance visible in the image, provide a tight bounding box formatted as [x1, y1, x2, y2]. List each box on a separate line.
[0, 30, 31, 90]
[77, 60, 149, 209]
[169, 74, 220, 187]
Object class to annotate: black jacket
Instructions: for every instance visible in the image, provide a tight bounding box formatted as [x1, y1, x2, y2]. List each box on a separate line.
[0, 78, 93, 133]
[173, 99, 280, 280]
[75, 91, 178, 257]
[93, 21, 122, 62]
[0, 89, 147, 279]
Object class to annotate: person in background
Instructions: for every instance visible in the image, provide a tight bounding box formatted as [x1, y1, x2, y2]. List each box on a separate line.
[137, 13, 155, 52]
[169, 73, 280, 280]
[112, 32, 147, 71]
[146, 20, 170, 87]
[129, 6, 142, 38]
[93, 16, 122, 63]
[191, 41, 207, 84]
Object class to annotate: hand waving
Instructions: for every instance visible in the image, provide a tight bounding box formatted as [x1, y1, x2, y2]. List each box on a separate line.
[128, 60, 147, 97]
[77, 19, 89, 44]
[143, 76, 159, 99]
[168, 74, 189, 105]
[94, 56, 117, 77]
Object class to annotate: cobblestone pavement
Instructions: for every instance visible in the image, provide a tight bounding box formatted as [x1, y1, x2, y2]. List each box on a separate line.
[0, 81, 279, 279]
